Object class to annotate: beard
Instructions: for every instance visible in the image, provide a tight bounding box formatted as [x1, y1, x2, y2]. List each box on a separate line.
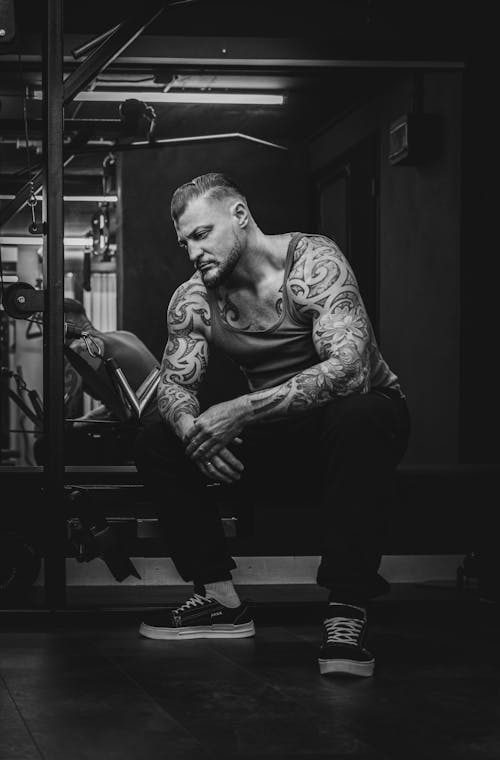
[201, 240, 242, 289]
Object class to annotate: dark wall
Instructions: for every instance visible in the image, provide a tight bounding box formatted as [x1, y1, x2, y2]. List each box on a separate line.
[117, 138, 310, 404]
[459, 53, 499, 464]
[309, 71, 463, 464]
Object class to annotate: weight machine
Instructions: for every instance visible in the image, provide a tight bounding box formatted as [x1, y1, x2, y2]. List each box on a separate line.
[0, 0, 286, 610]
[0, 0, 185, 608]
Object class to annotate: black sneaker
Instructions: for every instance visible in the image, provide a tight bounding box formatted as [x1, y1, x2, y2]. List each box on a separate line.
[139, 591, 255, 640]
[318, 603, 375, 677]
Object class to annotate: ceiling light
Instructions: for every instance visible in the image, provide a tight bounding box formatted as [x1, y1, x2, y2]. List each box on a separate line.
[0, 236, 117, 248]
[32, 90, 284, 105]
[131, 132, 287, 151]
[0, 195, 118, 202]
[162, 74, 298, 91]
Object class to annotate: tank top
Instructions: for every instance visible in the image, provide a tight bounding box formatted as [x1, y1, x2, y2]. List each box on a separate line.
[206, 232, 402, 396]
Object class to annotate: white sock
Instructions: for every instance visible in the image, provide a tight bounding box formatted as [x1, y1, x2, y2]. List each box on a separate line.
[204, 580, 241, 608]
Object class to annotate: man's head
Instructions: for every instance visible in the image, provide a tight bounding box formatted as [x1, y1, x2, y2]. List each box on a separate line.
[171, 172, 252, 288]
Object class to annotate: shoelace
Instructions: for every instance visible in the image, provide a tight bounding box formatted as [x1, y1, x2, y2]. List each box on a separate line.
[173, 593, 209, 614]
[324, 616, 364, 646]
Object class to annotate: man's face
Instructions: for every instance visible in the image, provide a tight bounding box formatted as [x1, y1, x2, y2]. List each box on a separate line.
[174, 194, 243, 289]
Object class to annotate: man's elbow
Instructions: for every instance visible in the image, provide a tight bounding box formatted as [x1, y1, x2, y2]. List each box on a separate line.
[324, 351, 370, 396]
[334, 369, 369, 397]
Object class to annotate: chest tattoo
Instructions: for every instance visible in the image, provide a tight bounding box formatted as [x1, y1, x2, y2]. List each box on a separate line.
[216, 284, 284, 331]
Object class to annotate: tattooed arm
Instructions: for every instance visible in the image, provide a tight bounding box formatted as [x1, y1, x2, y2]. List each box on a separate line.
[245, 235, 371, 422]
[158, 276, 245, 483]
[157, 276, 210, 440]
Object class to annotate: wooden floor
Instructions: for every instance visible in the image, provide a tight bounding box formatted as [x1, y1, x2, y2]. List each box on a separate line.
[1, 585, 500, 760]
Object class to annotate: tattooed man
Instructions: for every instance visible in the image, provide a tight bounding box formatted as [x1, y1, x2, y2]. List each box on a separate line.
[136, 173, 410, 677]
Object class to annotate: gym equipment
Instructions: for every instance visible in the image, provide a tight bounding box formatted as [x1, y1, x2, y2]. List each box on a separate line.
[0, 367, 43, 427]
[2, 280, 160, 417]
[1, 280, 155, 585]
[106, 359, 160, 419]
[66, 488, 141, 582]
[1, 281, 100, 349]
[0, 0, 15, 43]
[0, 533, 41, 597]
[2, 281, 44, 319]
[119, 98, 157, 141]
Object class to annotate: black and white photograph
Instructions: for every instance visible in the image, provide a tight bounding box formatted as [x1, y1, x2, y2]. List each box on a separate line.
[0, 1, 497, 758]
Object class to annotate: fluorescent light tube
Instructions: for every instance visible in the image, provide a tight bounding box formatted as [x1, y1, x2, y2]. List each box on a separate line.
[0, 236, 117, 247]
[32, 90, 284, 105]
[0, 195, 118, 202]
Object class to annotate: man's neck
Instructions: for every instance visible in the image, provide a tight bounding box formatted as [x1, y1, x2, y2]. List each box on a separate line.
[223, 231, 291, 294]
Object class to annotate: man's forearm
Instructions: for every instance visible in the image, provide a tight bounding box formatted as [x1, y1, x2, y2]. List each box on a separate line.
[245, 356, 368, 424]
[158, 382, 200, 438]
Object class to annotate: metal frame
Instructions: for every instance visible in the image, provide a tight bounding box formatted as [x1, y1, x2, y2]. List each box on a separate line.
[0, 0, 179, 228]
[42, 0, 65, 609]
[34, 0, 176, 610]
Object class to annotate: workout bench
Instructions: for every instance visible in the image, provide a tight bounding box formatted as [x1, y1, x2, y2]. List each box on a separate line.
[1, 463, 498, 589]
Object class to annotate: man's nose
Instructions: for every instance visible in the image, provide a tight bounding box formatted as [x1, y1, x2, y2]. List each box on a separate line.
[187, 242, 203, 264]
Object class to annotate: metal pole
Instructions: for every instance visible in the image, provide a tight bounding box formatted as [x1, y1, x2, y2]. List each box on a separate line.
[42, 0, 66, 609]
[0, 132, 101, 228]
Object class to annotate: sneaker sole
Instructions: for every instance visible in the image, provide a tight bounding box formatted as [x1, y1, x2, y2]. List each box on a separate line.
[318, 658, 375, 677]
[139, 620, 256, 640]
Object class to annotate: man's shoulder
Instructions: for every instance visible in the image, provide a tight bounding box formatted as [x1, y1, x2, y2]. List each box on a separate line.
[292, 233, 344, 261]
[287, 233, 358, 314]
[168, 273, 211, 330]
[172, 272, 208, 300]
[289, 234, 348, 280]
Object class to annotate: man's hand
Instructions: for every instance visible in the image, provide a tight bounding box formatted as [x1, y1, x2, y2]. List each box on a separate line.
[197, 444, 245, 484]
[184, 396, 252, 465]
[180, 408, 248, 484]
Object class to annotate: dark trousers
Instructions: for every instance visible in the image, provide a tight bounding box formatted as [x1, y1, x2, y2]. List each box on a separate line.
[134, 389, 410, 603]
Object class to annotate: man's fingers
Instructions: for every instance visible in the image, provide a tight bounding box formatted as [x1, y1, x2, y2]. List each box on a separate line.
[191, 441, 222, 462]
[204, 458, 234, 484]
[217, 447, 244, 473]
[198, 461, 212, 479]
[213, 455, 242, 480]
[197, 447, 244, 483]
[197, 459, 224, 483]
[185, 434, 206, 456]
[210, 456, 239, 483]
[184, 423, 201, 443]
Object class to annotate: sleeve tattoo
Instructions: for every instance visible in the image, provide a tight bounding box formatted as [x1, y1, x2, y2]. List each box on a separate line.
[247, 236, 371, 421]
[157, 278, 210, 433]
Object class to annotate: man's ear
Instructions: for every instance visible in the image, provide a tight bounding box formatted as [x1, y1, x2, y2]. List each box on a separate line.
[230, 200, 249, 229]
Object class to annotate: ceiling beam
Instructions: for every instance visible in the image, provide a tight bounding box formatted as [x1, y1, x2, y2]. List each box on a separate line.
[2, 35, 465, 70]
[61, 2, 176, 105]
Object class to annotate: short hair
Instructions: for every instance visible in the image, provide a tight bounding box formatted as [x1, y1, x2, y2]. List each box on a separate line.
[170, 172, 246, 222]
[63, 298, 86, 316]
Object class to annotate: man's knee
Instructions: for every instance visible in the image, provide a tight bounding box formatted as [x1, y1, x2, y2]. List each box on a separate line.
[134, 421, 179, 468]
[320, 395, 376, 435]
[319, 393, 408, 463]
